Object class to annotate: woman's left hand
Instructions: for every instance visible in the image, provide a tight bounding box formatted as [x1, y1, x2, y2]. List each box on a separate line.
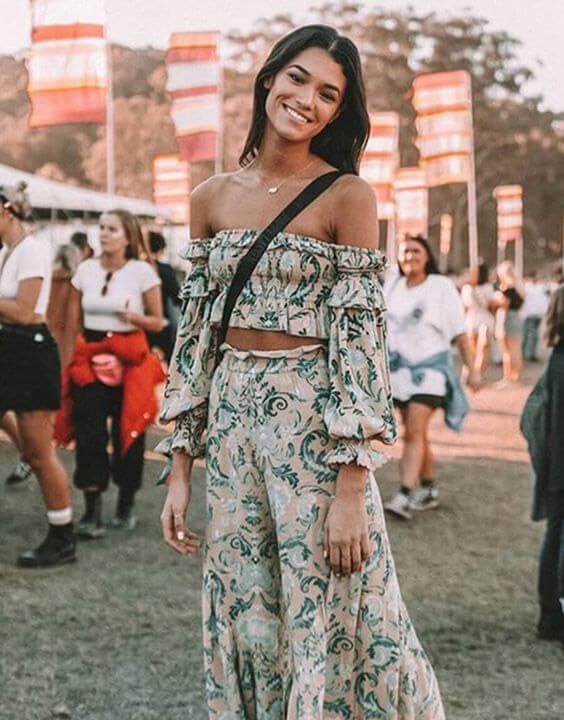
[324, 478, 371, 577]
[465, 367, 483, 392]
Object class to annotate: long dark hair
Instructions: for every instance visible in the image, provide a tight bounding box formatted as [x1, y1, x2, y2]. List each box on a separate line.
[398, 234, 440, 276]
[239, 25, 370, 174]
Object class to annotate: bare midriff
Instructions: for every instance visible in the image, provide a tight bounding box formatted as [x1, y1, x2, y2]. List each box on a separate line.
[225, 327, 326, 352]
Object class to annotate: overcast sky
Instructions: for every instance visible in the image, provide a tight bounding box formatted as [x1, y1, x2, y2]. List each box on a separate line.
[0, 0, 561, 111]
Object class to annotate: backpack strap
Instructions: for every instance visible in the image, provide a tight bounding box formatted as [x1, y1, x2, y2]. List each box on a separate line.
[216, 170, 345, 364]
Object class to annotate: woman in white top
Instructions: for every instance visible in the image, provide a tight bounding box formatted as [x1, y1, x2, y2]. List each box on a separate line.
[65, 209, 164, 537]
[461, 259, 495, 375]
[384, 235, 481, 520]
[0, 181, 75, 568]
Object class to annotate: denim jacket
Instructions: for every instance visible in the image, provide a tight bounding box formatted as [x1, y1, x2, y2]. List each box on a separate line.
[388, 350, 470, 432]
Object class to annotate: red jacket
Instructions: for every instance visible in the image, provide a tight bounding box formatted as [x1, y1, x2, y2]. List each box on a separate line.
[55, 331, 165, 455]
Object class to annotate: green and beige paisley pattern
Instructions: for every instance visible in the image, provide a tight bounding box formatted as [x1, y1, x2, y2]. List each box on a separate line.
[202, 347, 444, 719]
[159, 231, 397, 467]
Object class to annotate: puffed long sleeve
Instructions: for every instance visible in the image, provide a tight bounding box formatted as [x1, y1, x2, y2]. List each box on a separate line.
[158, 239, 219, 458]
[324, 247, 397, 470]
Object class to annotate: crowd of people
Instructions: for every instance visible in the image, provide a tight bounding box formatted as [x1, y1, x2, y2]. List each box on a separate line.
[2, 22, 563, 719]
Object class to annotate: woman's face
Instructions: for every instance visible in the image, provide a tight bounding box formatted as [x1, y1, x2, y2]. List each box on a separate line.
[398, 239, 429, 278]
[99, 213, 129, 258]
[264, 47, 346, 144]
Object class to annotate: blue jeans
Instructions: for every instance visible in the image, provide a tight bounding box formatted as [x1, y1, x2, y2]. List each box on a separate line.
[522, 315, 542, 360]
[538, 491, 564, 618]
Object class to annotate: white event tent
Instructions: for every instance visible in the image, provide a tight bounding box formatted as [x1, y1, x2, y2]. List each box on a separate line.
[0, 163, 171, 218]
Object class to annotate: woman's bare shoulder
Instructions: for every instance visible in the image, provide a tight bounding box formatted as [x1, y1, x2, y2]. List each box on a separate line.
[330, 174, 379, 249]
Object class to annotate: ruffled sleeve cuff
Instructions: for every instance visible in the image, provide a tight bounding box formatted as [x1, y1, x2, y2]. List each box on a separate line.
[154, 406, 208, 485]
[325, 439, 389, 472]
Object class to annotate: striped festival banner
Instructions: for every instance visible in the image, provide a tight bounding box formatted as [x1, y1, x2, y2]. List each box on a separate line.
[360, 112, 399, 221]
[493, 185, 523, 244]
[26, 0, 107, 127]
[153, 154, 190, 224]
[412, 70, 473, 187]
[393, 167, 428, 241]
[166, 32, 221, 164]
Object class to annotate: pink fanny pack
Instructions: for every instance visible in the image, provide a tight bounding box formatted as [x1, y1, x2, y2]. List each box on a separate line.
[91, 353, 124, 386]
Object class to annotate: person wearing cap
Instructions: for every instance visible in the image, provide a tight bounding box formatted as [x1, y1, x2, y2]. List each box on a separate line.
[0, 181, 76, 567]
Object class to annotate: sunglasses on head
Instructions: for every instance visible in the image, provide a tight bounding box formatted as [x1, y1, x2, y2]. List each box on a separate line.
[101, 271, 113, 296]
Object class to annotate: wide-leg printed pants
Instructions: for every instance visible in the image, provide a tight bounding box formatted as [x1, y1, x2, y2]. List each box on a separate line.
[203, 346, 445, 720]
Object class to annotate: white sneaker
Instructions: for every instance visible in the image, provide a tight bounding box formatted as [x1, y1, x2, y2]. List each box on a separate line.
[384, 492, 412, 520]
[410, 486, 440, 511]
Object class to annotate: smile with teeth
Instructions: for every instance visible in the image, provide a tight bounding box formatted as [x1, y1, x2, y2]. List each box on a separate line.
[283, 105, 310, 124]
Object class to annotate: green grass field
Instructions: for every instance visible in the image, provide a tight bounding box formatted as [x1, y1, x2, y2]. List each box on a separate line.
[1, 398, 563, 719]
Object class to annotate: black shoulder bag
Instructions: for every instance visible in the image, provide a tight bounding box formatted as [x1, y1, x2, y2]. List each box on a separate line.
[215, 170, 344, 366]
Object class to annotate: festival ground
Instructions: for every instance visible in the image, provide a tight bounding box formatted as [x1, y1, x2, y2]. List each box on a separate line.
[1, 362, 562, 720]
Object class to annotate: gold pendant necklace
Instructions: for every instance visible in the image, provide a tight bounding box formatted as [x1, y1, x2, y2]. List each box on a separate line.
[257, 157, 317, 195]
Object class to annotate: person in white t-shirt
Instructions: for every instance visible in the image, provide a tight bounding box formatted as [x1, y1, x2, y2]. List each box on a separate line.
[522, 271, 550, 362]
[384, 235, 481, 520]
[64, 209, 164, 537]
[0, 181, 75, 568]
[461, 260, 496, 375]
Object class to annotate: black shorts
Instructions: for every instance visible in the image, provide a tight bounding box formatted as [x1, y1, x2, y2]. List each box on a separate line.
[0, 323, 61, 414]
[394, 394, 445, 410]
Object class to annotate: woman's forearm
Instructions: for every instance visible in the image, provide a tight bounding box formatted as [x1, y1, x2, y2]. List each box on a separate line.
[122, 311, 165, 333]
[455, 332, 475, 371]
[0, 297, 36, 324]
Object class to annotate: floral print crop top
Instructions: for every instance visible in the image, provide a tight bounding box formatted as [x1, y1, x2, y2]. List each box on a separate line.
[159, 229, 397, 471]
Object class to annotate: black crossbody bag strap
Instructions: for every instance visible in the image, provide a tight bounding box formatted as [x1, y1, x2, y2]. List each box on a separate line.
[215, 170, 344, 366]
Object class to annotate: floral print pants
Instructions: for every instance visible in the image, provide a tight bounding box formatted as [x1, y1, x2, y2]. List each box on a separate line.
[203, 346, 445, 720]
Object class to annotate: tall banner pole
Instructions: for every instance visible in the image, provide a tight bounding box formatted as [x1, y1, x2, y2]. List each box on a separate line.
[515, 230, 524, 280]
[215, 38, 224, 176]
[104, 3, 115, 194]
[386, 218, 396, 266]
[466, 84, 478, 271]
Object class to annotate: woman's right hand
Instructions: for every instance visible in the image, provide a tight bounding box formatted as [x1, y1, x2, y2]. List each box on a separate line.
[160, 452, 201, 555]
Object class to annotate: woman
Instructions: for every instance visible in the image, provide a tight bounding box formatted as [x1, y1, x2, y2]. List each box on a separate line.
[57, 209, 164, 537]
[384, 235, 481, 520]
[523, 286, 564, 644]
[159, 25, 444, 719]
[461, 259, 495, 375]
[0, 181, 75, 568]
[493, 260, 525, 384]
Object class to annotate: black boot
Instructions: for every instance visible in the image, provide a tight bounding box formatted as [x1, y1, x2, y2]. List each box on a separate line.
[76, 491, 105, 539]
[17, 523, 76, 568]
[110, 488, 137, 530]
[537, 611, 564, 641]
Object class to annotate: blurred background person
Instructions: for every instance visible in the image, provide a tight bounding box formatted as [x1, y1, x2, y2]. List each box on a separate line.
[70, 230, 93, 262]
[493, 260, 525, 385]
[47, 241, 81, 366]
[522, 271, 550, 362]
[146, 230, 180, 364]
[0, 410, 32, 486]
[461, 259, 496, 375]
[56, 209, 164, 538]
[384, 234, 481, 520]
[522, 285, 564, 644]
[0, 181, 75, 567]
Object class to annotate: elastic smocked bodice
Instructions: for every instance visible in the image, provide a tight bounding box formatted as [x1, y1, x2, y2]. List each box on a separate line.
[180, 229, 388, 339]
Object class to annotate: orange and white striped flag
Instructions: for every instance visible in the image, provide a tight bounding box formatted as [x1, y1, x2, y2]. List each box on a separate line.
[26, 0, 107, 127]
[153, 154, 190, 224]
[360, 112, 399, 221]
[166, 32, 221, 163]
[493, 185, 523, 244]
[412, 70, 473, 187]
[393, 167, 428, 240]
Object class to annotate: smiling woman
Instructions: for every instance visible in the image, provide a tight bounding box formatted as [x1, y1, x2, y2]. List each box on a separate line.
[159, 24, 445, 720]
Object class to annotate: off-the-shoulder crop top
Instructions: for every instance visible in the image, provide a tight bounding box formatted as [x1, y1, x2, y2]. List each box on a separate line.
[158, 229, 397, 471]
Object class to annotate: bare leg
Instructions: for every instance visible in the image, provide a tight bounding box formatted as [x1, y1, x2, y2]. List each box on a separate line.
[399, 403, 436, 491]
[16, 410, 71, 511]
[0, 411, 23, 452]
[506, 336, 522, 382]
[498, 337, 512, 382]
[420, 433, 434, 480]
